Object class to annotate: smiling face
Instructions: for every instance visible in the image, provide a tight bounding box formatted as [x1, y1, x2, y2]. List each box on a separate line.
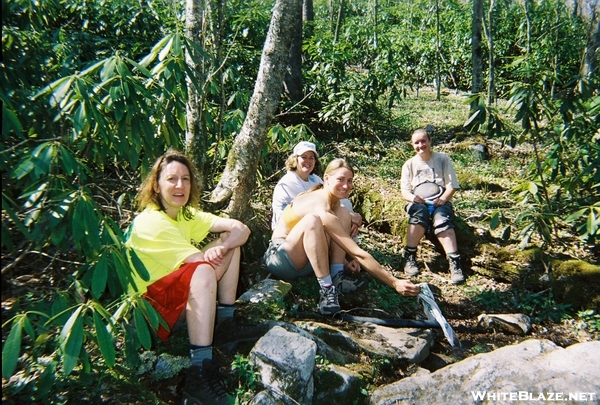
[296, 151, 317, 180]
[324, 166, 354, 200]
[155, 161, 191, 219]
[411, 129, 432, 160]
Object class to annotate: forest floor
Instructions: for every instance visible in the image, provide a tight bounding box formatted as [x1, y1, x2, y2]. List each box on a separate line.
[2, 88, 598, 404]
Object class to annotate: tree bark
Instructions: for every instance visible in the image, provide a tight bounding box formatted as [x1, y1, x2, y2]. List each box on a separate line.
[185, 0, 209, 192]
[470, 0, 484, 111]
[580, 1, 599, 85]
[484, 0, 496, 105]
[284, 6, 303, 103]
[303, 0, 315, 38]
[210, 0, 303, 221]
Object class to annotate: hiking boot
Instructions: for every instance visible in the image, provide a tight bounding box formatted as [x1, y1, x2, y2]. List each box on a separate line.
[213, 317, 269, 346]
[182, 360, 229, 405]
[403, 253, 420, 276]
[448, 255, 465, 284]
[333, 271, 366, 294]
[319, 285, 341, 315]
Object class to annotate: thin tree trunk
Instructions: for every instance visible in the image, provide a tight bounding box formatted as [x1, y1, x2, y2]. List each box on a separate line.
[334, 0, 345, 44]
[483, 0, 496, 106]
[185, 0, 209, 192]
[580, 1, 599, 86]
[436, 0, 441, 101]
[284, 7, 303, 103]
[303, 0, 315, 38]
[471, 0, 484, 111]
[210, 0, 303, 221]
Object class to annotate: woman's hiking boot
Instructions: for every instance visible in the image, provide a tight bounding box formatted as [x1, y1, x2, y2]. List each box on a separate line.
[333, 271, 366, 294]
[319, 285, 341, 315]
[403, 251, 420, 276]
[448, 255, 465, 284]
[181, 359, 229, 405]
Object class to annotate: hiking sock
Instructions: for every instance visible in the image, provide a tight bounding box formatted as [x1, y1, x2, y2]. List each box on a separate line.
[447, 252, 460, 260]
[330, 263, 344, 278]
[216, 303, 235, 324]
[405, 246, 417, 257]
[189, 345, 212, 368]
[317, 275, 333, 289]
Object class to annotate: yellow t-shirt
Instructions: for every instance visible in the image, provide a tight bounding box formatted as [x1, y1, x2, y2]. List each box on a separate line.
[125, 206, 218, 293]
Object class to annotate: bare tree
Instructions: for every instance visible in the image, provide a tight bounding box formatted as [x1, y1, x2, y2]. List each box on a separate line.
[470, 0, 484, 111]
[210, 0, 303, 221]
[185, 0, 210, 191]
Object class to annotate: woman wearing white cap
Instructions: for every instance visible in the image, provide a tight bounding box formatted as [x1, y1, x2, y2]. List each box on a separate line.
[264, 158, 420, 315]
[269, 141, 365, 296]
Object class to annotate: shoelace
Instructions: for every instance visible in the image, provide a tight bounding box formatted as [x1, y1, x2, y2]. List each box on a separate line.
[323, 287, 338, 305]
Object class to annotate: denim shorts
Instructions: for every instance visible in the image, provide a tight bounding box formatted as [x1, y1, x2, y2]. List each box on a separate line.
[262, 238, 314, 280]
[406, 202, 455, 235]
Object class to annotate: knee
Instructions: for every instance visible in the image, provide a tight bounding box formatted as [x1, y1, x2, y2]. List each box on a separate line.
[302, 213, 324, 230]
[432, 213, 454, 235]
[408, 204, 429, 228]
[189, 264, 218, 295]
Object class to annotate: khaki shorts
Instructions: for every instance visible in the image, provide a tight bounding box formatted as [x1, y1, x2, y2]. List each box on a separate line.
[262, 238, 314, 280]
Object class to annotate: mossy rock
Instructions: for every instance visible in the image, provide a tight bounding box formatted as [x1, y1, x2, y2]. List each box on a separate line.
[550, 260, 600, 312]
[356, 189, 407, 237]
[472, 244, 547, 284]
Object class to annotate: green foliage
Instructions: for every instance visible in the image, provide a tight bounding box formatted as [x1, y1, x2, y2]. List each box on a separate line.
[231, 354, 262, 405]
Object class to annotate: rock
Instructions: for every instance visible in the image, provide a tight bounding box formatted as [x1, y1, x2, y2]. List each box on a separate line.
[469, 143, 488, 160]
[237, 279, 292, 304]
[370, 339, 600, 405]
[477, 313, 532, 335]
[249, 390, 283, 405]
[250, 326, 317, 405]
[314, 364, 364, 404]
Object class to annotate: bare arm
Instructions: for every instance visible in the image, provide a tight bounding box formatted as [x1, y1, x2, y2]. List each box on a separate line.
[184, 218, 250, 266]
[320, 212, 420, 296]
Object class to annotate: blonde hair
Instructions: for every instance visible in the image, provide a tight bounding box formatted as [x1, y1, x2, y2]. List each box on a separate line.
[309, 158, 354, 193]
[136, 149, 201, 220]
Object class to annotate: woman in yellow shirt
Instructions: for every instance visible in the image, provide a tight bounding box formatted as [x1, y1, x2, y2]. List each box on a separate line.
[126, 149, 250, 405]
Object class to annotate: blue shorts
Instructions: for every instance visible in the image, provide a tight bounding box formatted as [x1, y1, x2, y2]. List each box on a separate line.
[406, 202, 455, 235]
[262, 238, 314, 280]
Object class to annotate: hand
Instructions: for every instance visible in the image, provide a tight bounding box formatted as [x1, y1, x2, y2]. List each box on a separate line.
[393, 279, 421, 296]
[203, 245, 227, 267]
[412, 194, 425, 204]
[433, 197, 447, 207]
[350, 212, 362, 238]
[344, 259, 361, 273]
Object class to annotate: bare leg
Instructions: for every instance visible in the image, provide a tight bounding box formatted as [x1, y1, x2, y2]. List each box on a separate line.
[330, 206, 352, 265]
[184, 263, 218, 346]
[406, 223, 426, 247]
[281, 214, 330, 278]
[436, 228, 458, 253]
[204, 233, 240, 305]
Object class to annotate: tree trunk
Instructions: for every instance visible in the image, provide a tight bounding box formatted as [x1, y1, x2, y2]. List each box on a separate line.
[580, 1, 599, 86]
[435, 0, 441, 101]
[334, 0, 345, 44]
[185, 0, 209, 192]
[303, 0, 314, 38]
[210, 0, 303, 221]
[284, 6, 303, 103]
[483, 0, 496, 105]
[471, 0, 484, 111]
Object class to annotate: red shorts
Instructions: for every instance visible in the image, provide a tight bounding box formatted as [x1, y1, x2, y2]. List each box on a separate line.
[142, 261, 214, 341]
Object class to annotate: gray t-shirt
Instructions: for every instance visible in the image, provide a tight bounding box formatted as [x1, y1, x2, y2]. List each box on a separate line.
[401, 152, 460, 195]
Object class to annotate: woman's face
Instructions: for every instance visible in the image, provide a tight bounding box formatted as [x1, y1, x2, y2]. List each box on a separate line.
[155, 161, 191, 219]
[411, 131, 431, 157]
[324, 167, 353, 200]
[296, 151, 317, 178]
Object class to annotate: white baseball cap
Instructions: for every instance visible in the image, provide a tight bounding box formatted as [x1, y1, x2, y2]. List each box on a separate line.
[293, 141, 318, 157]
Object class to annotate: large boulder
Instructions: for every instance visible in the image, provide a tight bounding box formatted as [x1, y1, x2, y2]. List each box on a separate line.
[370, 339, 600, 405]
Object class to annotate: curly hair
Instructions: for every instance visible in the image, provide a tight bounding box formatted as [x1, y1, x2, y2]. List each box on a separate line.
[135, 149, 201, 220]
[284, 150, 323, 176]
